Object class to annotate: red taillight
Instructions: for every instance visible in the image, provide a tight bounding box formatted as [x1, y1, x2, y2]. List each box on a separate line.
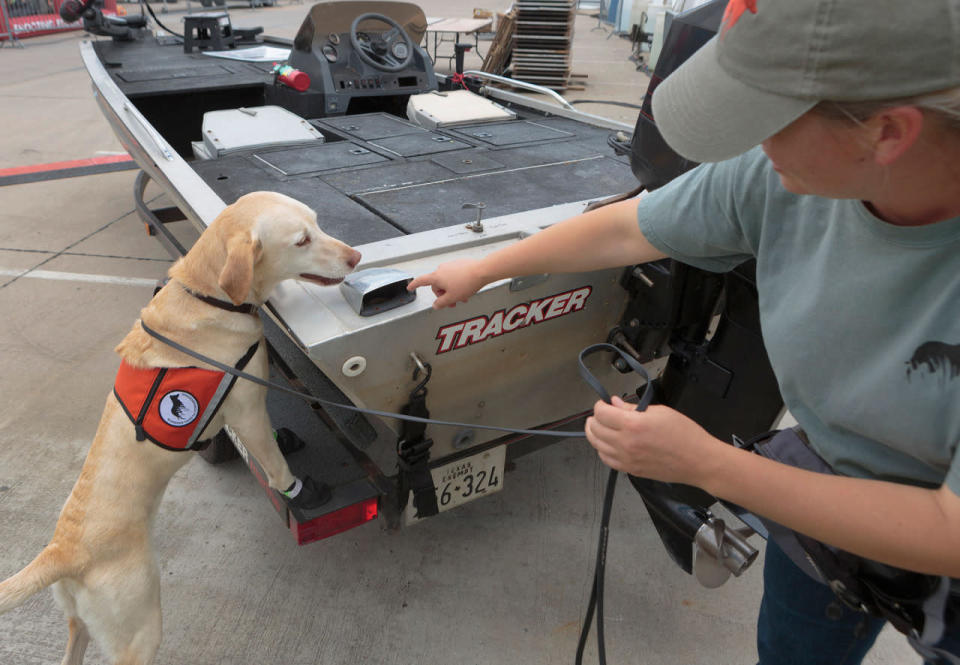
[237, 430, 380, 545]
[290, 498, 378, 545]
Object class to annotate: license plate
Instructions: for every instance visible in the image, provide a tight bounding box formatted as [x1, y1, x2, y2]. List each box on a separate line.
[404, 445, 506, 525]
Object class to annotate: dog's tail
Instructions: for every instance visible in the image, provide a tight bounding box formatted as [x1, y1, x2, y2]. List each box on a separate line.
[0, 545, 70, 614]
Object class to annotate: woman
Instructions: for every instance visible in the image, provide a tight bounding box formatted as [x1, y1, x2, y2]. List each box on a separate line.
[407, 0, 960, 662]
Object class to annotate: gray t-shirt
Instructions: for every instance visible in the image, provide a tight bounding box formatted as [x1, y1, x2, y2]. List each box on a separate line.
[636, 147, 960, 495]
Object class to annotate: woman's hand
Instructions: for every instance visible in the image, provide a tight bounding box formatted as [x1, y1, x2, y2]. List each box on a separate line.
[407, 258, 488, 309]
[585, 396, 724, 484]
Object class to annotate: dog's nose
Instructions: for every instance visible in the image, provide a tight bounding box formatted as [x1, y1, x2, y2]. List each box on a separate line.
[346, 249, 361, 269]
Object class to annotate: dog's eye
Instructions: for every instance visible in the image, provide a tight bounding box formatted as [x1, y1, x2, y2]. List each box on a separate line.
[295, 235, 311, 247]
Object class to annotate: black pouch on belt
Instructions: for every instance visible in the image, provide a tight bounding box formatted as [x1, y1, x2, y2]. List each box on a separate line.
[750, 428, 958, 647]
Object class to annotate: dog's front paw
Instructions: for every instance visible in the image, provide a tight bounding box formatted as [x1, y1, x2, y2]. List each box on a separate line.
[284, 476, 332, 511]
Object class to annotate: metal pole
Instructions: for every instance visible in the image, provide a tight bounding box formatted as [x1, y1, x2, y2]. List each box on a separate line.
[606, 0, 625, 39]
[0, 0, 24, 47]
[591, 0, 610, 32]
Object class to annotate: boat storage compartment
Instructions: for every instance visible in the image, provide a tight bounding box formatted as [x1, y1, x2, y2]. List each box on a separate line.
[367, 132, 472, 158]
[251, 142, 391, 176]
[450, 120, 575, 147]
[316, 112, 427, 140]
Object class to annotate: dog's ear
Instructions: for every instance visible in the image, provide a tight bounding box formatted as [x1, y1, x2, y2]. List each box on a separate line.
[218, 231, 262, 305]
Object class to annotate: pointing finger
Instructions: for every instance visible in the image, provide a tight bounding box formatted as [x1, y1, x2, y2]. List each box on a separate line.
[407, 274, 432, 291]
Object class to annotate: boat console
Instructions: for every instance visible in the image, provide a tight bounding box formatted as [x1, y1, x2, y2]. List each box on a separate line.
[284, 3, 437, 118]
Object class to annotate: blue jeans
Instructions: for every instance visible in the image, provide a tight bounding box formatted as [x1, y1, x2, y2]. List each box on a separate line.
[757, 539, 960, 665]
[757, 539, 885, 665]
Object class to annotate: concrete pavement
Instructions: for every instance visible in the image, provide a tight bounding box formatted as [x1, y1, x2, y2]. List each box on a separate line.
[0, 3, 918, 664]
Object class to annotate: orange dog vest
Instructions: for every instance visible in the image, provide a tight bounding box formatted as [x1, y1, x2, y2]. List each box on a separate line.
[114, 342, 259, 451]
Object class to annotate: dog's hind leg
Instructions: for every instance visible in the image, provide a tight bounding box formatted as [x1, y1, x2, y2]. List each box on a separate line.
[102, 593, 162, 665]
[93, 590, 162, 665]
[51, 581, 90, 665]
[111, 612, 161, 665]
[72, 555, 163, 665]
[62, 617, 91, 665]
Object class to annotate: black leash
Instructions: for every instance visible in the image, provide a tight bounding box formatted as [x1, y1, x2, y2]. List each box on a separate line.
[576, 360, 653, 665]
[139, 321, 651, 441]
[576, 467, 619, 665]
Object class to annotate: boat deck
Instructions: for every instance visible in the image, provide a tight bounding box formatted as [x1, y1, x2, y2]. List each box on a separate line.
[192, 113, 635, 246]
[93, 35, 274, 97]
[92, 38, 637, 247]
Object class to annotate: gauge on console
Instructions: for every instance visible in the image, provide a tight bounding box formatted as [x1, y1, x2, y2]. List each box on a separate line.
[391, 42, 409, 60]
[328, 32, 340, 45]
[321, 44, 338, 63]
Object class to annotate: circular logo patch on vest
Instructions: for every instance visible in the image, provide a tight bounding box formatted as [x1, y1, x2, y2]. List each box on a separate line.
[158, 390, 200, 427]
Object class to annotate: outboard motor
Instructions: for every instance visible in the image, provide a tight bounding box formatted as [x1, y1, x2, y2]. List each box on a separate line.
[60, 0, 146, 41]
[616, 0, 784, 582]
[629, 0, 726, 189]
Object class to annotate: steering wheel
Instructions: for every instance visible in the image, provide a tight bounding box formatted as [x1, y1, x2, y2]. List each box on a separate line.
[350, 13, 415, 73]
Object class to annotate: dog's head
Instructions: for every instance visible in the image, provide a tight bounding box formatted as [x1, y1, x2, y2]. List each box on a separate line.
[175, 192, 361, 305]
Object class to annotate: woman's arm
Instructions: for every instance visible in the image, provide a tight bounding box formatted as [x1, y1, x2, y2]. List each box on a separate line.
[586, 397, 960, 577]
[408, 198, 667, 308]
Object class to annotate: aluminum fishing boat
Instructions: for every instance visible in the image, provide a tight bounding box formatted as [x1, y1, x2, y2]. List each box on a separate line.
[74, 0, 779, 586]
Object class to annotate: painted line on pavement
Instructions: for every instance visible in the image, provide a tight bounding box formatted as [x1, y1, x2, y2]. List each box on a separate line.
[0, 155, 137, 187]
[0, 268, 157, 288]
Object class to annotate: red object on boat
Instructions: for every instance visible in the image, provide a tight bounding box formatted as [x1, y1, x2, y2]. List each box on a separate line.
[274, 64, 311, 92]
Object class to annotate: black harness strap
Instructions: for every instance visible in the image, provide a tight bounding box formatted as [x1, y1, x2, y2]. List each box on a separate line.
[189, 339, 261, 451]
[179, 282, 259, 316]
[132, 368, 168, 442]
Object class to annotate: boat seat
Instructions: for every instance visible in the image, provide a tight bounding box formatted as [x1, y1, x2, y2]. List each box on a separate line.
[406, 89, 516, 130]
[192, 105, 323, 160]
[182, 13, 236, 54]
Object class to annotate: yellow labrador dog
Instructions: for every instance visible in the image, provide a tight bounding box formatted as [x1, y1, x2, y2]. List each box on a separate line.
[0, 191, 360, 665]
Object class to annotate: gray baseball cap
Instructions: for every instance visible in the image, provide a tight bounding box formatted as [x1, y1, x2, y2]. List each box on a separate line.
[652, 0, 960, 163]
